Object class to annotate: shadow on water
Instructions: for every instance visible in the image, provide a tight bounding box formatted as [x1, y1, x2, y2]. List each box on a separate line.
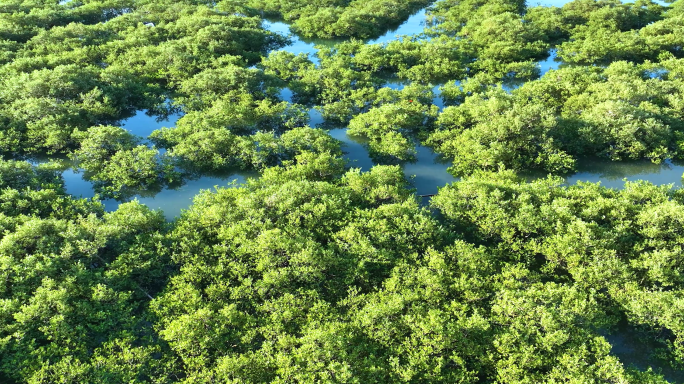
[382, 50, 562, 101]
[328, 128, 376, 171]
[111, 170, 257, 220]
[605, 325, 684, 383]
[503, 50, 564, 92]
[327, 126, 456, 196]
[568, 158, 684, 189]
[369, 8, 432, 45]
[381, 76, 446, 109]
[264, 19, 341, 65]
[404, 146, 457, 195]
[311, 105, 456, 196]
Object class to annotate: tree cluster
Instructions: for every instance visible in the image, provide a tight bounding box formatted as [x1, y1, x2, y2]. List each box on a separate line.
[239, 0, 432, 39]
[2, 0, 684, 382]
[1, 158, 683, 383]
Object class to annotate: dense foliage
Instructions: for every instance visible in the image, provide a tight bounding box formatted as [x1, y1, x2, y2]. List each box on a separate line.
[240, 0, 432, 39]
[2, 0, 684, 382]
[1, 158, 683, 383]
[0, 0, 287, 153]
[429, 59, 684, 175]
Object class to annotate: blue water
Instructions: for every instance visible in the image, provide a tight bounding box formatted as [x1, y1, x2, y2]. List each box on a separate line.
[121, 110, 180, 138]
[63, 166, 255, 220]
[403, 146, 457, 195]
[265, 7, 431, 64]
[60, 109, 252, 220]
[538, 50, 563, 75]
[566, 159, 684, 189]
[369, 8, 431, 45]
[56, 1, 684, 219]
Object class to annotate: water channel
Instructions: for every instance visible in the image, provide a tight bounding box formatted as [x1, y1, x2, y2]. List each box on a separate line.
[33, 2, 684, 378]
[58, 0, 684, 221]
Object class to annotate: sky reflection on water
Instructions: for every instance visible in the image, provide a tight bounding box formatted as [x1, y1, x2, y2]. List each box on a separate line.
[58, 0, 684, 219]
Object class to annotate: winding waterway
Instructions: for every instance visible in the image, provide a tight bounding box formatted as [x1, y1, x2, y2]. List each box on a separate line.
[57, 0, 684, 221]
[264, 1, 684, 196]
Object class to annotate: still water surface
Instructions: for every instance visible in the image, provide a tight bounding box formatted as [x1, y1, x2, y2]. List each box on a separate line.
[59, 1, 683, 220]
[62, 167, 255, 220]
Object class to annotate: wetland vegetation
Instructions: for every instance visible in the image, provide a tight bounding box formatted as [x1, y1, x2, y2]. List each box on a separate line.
[1, 0, 684, 382]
